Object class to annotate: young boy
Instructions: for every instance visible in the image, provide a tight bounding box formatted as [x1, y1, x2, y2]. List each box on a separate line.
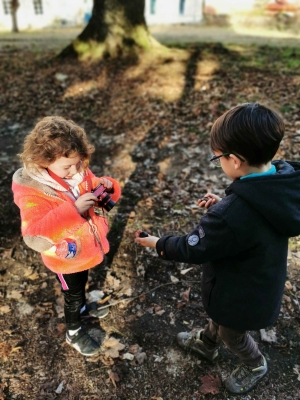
[135, 103, 300, 394]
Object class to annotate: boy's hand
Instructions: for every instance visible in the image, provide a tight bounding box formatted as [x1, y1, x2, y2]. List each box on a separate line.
[198, 193, 221, 209]
[134, 230, 159, 249]
[74, 193, 98, 214]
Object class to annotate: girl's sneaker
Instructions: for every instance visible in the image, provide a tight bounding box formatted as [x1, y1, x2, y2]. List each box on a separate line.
[225, 355, 268, 394]
[177, 329, 219, 362]
[66, 328, 100, 356]
[80, 303, 109, 319]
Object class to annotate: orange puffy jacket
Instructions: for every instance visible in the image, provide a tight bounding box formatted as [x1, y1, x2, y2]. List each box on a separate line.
[12, 168, 121, 274]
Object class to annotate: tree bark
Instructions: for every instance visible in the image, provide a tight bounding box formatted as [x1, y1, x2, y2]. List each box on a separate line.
[11, 0, 19, 33]
[59, 0, 159, 60]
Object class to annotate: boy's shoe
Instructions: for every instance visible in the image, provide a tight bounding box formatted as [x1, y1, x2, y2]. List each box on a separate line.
[177, 329, 219, 362]
[66, 328, 101, 356]
[225, 355, 268, 395]
[80, 302, 109, 319]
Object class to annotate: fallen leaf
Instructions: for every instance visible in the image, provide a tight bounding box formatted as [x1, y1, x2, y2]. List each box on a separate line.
[128, 344, 141, 354]
[293, 365, 300, 381]
[27, 271, 39, 280]
[55, 381, 64, 394]
[1, 248, 13, 259]
[87, 290, 104, 302]
[105, 348, 120, 358]
[177, 301, 187, 308]
[10, 346, 22, 353]
[135, 351, 147, 364]
[170, 275, 179, 283]
[56, 324, 66, 334]
[123, 352, 135, 361]
[6, 290, 22, 300]
[103, 336, 125, 358]
[285, 280, 293, 291]
[181, 287, 191, 303]
[260, 328, 277, 343]
[108, 369, 120, 388]
[126, 314, 137, 322]
[139, 294, 146, 302]
[153, 355, 164, 362]
[154, 304, 162, 313]
[0, 305, 10, 314]
[199, 374, 221, 395]
[23, 267, 34, 277]
[169, 312, 175, 325]
[106, 275, 120, 290]
[180, 267, 193, 275]
[0, 341, 20, 361]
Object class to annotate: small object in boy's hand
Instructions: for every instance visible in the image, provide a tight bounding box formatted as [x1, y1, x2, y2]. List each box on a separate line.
[200, 197, 210, 202]
[139, 231, 149, 238]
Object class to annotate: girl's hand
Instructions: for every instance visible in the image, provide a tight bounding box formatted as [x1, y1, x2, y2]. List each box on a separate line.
[134, 230, 159, 249]
[198, 193, 221, 209]
[74, 193, 98, 214]
[99, 178, 113, 190]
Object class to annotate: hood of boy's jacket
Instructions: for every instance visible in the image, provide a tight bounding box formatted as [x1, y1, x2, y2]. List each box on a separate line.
[227, 160, 300, 237]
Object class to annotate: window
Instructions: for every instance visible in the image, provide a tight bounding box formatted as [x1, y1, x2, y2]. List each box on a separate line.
[150, 0, 156, 15]
[179, 0, 185, 15]
[3, 0, 11, 14]
[33, 0, 43, 15]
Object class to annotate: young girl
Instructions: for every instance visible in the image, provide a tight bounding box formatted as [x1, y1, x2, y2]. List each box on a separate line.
[12, 116, 121, 357]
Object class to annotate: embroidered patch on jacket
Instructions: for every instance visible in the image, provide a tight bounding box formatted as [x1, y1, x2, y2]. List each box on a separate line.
[198, 226, 205, 238]
[187, 234, 200, 246]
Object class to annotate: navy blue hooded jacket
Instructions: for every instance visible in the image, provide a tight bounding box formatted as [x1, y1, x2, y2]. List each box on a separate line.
[156, 160, 300, 330]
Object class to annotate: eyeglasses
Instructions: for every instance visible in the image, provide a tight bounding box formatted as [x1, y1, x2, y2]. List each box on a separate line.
[210, 153, 245, 167]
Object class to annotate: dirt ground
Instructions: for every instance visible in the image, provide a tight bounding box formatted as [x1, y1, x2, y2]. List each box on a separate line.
[1, 23, 300, 50]
[0, 27, 300, 400]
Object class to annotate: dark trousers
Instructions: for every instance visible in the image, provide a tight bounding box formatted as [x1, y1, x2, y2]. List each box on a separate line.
[202, 319, 263, 367]
[56, 270, 89, 331]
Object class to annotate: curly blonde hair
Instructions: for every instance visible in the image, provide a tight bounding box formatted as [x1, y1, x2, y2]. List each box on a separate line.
[20, 116, 95, 170]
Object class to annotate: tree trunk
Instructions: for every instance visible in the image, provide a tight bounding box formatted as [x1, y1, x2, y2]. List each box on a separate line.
[11, 0, 19, 33]
[59, 0, 159, 60]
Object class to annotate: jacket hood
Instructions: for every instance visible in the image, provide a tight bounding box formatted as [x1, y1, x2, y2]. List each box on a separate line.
[227, 160, 300, 237]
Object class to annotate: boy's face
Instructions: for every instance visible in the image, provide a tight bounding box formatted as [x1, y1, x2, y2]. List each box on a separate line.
[47, 153, 82, 179]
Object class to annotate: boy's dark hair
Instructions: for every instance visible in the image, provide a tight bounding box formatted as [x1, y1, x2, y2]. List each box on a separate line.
[210, 103, 285, 166]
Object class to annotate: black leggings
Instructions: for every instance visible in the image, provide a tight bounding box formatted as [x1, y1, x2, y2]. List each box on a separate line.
[56, 270, 89, 331]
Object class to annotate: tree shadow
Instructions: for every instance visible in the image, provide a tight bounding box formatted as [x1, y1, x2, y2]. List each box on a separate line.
[105, 44, 205, 268]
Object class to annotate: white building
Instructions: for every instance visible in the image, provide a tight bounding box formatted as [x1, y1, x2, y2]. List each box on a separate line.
[0, 0, 93, 31]
[0, 0, 264, 32]
[145, 0, 203, 25]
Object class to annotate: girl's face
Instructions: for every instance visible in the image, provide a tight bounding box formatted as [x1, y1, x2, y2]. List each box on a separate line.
[47, 154, 82, 179]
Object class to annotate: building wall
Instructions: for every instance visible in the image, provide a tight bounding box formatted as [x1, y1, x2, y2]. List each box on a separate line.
[0, 0, 264, 32]
[0, 0, 93, 31]
[145, 0, 203, 25]
[206, 0, 258, 14]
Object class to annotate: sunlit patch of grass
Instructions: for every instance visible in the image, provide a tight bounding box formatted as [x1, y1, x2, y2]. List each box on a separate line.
[194, 59, 220, 90]
[123, 48, 189, 102]
[224, 44, 300, 73]
[63, 79, 102, 98]
[280, 104, 294, 114]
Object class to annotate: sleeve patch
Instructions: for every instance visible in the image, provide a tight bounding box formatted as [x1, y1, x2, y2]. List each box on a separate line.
[187, 234, 200, 246]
